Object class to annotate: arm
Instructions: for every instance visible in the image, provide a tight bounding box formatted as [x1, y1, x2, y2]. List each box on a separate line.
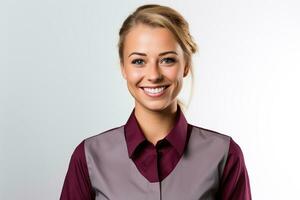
[60, 141, 95, 200]
[217, 138, 252, 200]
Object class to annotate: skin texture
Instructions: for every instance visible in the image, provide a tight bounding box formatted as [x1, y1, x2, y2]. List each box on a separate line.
[121, 24, 189, 145]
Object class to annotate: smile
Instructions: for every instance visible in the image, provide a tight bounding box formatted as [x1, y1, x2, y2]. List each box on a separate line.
[141, 86, 169, 97]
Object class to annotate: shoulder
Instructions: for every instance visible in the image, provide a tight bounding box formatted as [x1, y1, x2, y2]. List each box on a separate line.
[189, 124, 231, 149]
[187, 124, 232, 168]
[83, 125, 125, 153]
[67, 140, 86, 165]
[227, 138, 245, 160]
[189, 124, 246, 160]
[85, 125, 124, 143]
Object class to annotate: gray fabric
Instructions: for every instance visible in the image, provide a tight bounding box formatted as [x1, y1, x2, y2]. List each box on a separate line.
[84, 125, 230, 200]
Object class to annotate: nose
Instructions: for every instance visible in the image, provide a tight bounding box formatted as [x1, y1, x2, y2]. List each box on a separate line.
[146, 61, 163, 82]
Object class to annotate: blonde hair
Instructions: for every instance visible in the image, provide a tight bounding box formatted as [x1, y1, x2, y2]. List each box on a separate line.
[118, 4, 198, 111]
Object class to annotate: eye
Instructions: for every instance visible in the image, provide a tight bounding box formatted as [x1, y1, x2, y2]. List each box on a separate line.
[131, 59, 145, 65]
[160, 57, 176, 64]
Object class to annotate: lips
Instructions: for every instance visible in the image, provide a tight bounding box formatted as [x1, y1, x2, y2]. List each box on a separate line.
[140, 85, 170, 97]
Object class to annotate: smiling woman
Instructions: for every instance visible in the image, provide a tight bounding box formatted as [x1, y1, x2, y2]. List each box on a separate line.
[121, 24, 188, 144]
[60, 4, 251, 200]
[121, 23, 188, 120]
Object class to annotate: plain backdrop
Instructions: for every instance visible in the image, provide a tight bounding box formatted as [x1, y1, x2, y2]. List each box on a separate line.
[1, 0, 300, 199]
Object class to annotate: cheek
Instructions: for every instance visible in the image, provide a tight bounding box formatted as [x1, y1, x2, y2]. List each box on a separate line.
[164, 66, 184, 81]
[126, 69, 143, 84]
[164, 67, 184, 93]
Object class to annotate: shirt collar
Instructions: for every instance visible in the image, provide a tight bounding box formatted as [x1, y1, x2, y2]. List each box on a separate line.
[124, 105, 188, 158]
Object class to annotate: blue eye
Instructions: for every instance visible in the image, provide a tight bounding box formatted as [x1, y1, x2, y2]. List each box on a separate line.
[131, 59, 145, 65]
[161, 57, 176, 64]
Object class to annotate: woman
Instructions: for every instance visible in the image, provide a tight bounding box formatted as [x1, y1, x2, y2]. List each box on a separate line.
[60, 4, 251, 200]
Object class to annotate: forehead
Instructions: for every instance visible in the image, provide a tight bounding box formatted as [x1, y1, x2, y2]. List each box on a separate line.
[123, 24, 182, 56]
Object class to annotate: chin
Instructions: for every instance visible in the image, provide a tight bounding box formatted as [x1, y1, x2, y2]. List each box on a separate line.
[139, 100, 172, 112]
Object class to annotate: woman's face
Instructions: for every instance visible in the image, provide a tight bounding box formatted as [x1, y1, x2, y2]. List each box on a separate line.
[121, 24, 189, 112]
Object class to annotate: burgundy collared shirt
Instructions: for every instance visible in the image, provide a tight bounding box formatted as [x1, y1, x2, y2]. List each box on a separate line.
[124, 106, 191, 182]
[60, 106, 252, 200]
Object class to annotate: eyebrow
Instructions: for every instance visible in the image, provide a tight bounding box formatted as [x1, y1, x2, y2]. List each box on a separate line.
[128, 51, 178, 57]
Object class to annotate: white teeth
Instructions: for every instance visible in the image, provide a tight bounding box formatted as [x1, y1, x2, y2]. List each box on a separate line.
[143, 87, 165, 94]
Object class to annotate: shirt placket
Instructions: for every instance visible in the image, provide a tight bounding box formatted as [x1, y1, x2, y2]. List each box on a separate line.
[147, 148, 161, 200]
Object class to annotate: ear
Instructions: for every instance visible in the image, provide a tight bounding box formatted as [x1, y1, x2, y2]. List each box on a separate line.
[183, 64, 190, 77]
[120, 62, 127, 80]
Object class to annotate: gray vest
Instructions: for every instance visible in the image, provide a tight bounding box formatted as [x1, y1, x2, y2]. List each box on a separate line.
[84, 125, 230, 200]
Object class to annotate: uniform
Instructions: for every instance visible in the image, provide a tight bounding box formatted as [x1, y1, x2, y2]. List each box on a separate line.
[60, 106, 251, 200]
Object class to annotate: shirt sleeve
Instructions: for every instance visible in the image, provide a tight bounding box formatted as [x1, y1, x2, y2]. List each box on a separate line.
[60, 140, 95, 200]
[217, 138, 252, 200]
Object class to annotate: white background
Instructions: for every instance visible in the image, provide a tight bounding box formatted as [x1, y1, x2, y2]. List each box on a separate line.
[1, 0, 299, 199]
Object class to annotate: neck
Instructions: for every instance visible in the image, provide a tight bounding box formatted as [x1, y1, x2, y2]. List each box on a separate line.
[134, 102, 178, 146]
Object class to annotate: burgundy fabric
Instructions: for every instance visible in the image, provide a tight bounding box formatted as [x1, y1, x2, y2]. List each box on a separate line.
[124, 105, 190, 182]
[60, 107, 252, 199]
[217, 138, 252, 200]
[60, 141, 95, 200]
